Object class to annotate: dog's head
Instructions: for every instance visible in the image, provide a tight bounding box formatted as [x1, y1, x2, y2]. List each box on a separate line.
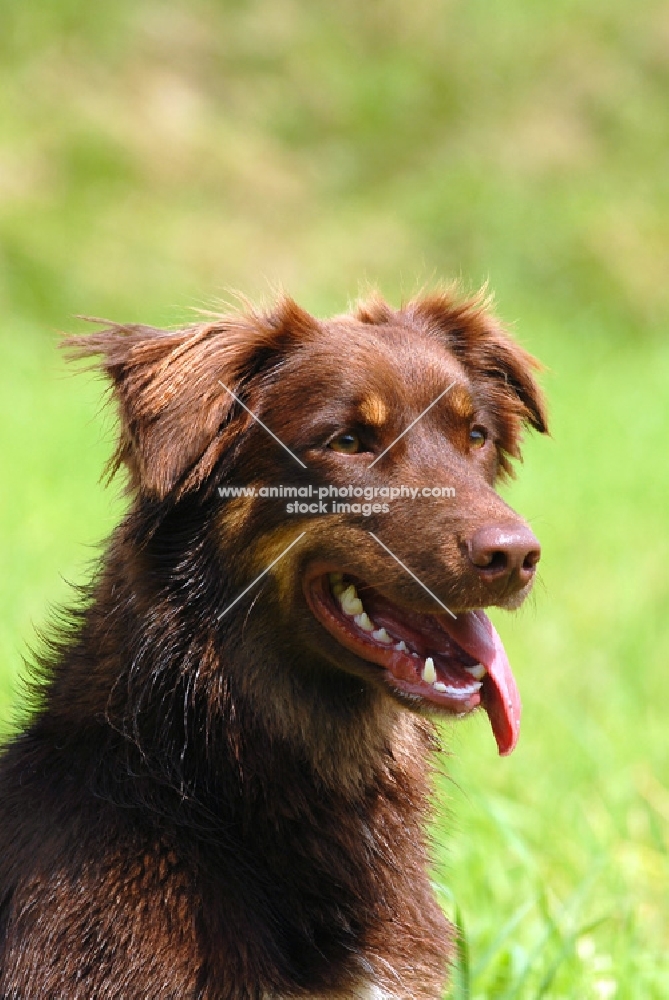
[67, 291, 546, 759]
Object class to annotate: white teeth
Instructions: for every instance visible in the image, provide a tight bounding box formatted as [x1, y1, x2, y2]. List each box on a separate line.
[354, 612, 374, 632]
[422, 657, 437, 684]
[434, 680, 483, 696]
[339, 585, 363, 616]
[464, 663, 486, 680]
[395, 640, 408, 652]
[372, 628, 393, 644]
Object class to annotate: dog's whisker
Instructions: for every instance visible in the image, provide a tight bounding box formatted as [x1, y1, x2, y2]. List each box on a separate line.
[241, 584, 268, 640]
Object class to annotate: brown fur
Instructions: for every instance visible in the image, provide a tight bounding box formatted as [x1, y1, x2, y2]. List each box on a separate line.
[0, 290, 546, 999]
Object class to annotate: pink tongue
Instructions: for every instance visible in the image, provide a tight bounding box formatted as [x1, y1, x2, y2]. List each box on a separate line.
[443, 611, 521, 756]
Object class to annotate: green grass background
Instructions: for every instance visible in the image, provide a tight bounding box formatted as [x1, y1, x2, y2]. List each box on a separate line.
[1, 2, 667, 996]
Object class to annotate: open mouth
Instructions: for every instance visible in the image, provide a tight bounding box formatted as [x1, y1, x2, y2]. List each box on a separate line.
[305, 570, 521, 756]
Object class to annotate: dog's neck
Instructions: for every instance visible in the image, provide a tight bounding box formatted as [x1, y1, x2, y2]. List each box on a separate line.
[40, 518, 451, 998]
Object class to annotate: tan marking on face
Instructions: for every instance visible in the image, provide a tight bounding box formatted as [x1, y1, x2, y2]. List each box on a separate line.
[447, 383, 475, 421]
[249, 524, 310, 602]
[217, 497, 254, 537]
[359, 394, 388, 427]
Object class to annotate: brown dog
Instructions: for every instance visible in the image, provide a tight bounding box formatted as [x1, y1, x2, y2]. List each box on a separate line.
[0, 291, 546, 999]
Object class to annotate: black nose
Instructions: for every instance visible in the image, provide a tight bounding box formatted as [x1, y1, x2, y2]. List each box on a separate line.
[468, 522, 541, 588]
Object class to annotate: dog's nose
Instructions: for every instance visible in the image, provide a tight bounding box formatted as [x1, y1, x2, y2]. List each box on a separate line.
[468, 523, 541, 588]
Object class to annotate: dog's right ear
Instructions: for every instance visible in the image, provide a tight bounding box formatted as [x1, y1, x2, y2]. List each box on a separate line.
[407, 290, 548, 477]
[63, 300, 318, 498]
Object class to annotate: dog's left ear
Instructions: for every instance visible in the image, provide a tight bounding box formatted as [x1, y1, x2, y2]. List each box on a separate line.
[63, 300, 318, 498]
[409, 292, 548, 475]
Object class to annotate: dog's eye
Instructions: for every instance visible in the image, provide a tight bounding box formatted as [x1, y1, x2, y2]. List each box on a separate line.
[469, 426, 488, 449]
[329, 431, 361, 454]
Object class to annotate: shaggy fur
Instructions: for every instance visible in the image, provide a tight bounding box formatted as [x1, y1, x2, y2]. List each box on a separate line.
[0, 291, 546, 999]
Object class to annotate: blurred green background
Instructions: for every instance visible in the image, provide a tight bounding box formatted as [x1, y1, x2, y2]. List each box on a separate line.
[1, 1, 667, 997]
